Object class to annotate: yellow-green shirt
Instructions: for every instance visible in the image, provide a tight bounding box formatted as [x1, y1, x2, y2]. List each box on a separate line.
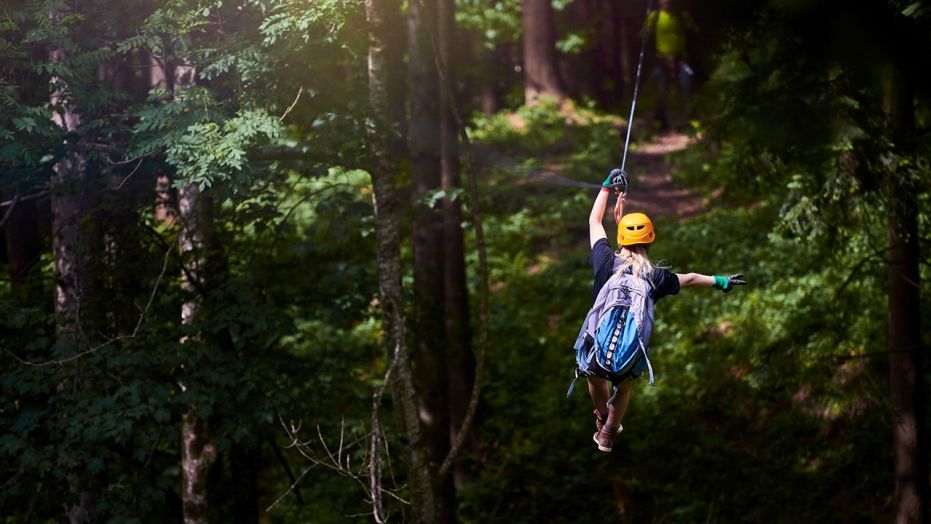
[645, 9, 695, 58]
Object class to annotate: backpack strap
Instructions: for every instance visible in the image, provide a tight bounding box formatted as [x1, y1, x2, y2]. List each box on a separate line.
[639, 338, 655, 386]
[566, 369, 581, 398]
[607, 381, 621, 404]
[624, 274, 656, 385]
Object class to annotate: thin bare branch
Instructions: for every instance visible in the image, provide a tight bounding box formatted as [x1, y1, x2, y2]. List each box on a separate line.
[279, 86, 303, 123]
[369, 324, 405, 522]
[279, 413, 410, 520]
[104, 151, 151, 166]
[5, 243, 173, 367]
[265, 465, 317, 513]
[0, 193, 19, 229]
[383, 424, 399, 491]
[338, 416, 346, 466]
[316, 424, 339, 466]
[0, 190, 48, 208]
[109, 156, 147, 190]
[832, 243, 898, 299]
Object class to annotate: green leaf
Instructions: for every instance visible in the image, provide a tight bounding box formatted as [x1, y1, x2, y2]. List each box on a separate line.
[902, 2, 922, 17]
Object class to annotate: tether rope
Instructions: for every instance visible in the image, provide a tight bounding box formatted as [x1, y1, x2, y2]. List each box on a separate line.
[516, 0, 657, 193]
[619, 0, 656, 174]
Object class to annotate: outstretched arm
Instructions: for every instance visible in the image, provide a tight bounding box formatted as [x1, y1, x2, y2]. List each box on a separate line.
[677, 272, 746, 292]
[676, 273, 714, 288]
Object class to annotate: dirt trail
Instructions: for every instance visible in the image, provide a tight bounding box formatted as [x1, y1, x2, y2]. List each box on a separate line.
[620, 132, 705, 220]
[527, 131, 706, 220]
[474, 128, 706, 220]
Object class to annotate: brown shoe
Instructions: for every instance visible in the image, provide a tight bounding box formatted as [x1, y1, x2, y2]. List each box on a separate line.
[593, 410, 607, 432]
[593, 424, 623, 452]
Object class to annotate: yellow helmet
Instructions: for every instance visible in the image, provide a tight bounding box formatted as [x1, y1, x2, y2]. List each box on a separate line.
[617, 212, 655, 246]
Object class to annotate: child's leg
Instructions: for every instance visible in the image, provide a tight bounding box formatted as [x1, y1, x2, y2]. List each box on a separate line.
[587, 377, 611, 417]
[605, 379, 633, 429]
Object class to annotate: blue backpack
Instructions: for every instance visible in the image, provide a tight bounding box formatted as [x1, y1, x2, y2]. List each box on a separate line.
[567, 268, 656, 397]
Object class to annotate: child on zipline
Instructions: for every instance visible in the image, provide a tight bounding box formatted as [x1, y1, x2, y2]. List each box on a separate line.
[577, 174, 745, 452]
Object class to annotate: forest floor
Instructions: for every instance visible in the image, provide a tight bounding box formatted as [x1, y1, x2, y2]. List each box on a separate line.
[620, 131, 708, 219]
[525, 130, 708, 219]
[470, 104, 714, 285]
[473, 128, 706, 220]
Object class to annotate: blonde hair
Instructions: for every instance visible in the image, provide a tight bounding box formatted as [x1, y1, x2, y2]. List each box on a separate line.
[612, 245, 654, 282]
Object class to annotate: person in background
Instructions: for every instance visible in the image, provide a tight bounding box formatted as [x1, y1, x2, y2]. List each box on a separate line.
[644, 0, 697, 130]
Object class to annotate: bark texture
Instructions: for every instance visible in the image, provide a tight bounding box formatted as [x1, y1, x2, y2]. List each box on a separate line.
[408, 0, 451, 519]
[150, 52, 176, 226]
[438, 0, 476, 491]
[884, 63, 929, 524]
[521, 0, 566, 104]
[49, 30, 99, 524]
[50, 54, 86, 347]
[174, 63, 219, 524]
[368, 0, 438, 521]
[178, 182, 219, 524]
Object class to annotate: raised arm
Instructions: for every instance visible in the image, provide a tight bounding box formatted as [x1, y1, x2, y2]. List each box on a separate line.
[677, 272, 747, 292]
[588, 188, 611, 248]
[589, 179, 626, 248]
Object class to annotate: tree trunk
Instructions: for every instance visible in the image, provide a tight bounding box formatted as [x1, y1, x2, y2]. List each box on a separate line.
[386, 0, 407, 154]
[367, 0, 438, 521]
[408, 0, 451, 519]
[155, 175, 177, 225]
[52, 103, 93, 524]
[884, 62, 929, 524]
[606, 0, 628, 106]
[48, 22, 99, 523]
[178, 181, 219, 524]
[616, 1, 632, 95]
[180, 408, 216, 524]
[438, 0, 476, 492]
[478, 43, 505, 115]
[560, 0, 600, 101]
[521, 0, 566, 104]
[148, 52, 177, 227]
[50, 55, 85, 352]
[174, 63, 219, 524]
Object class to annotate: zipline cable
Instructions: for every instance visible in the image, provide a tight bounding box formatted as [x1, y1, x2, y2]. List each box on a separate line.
[619, 0, 656, 174]
[503, 0, 658, 194]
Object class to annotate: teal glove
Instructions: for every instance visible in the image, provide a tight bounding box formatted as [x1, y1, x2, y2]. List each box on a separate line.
[602, 169, 628, 192]
[713, 274, 746, 293]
